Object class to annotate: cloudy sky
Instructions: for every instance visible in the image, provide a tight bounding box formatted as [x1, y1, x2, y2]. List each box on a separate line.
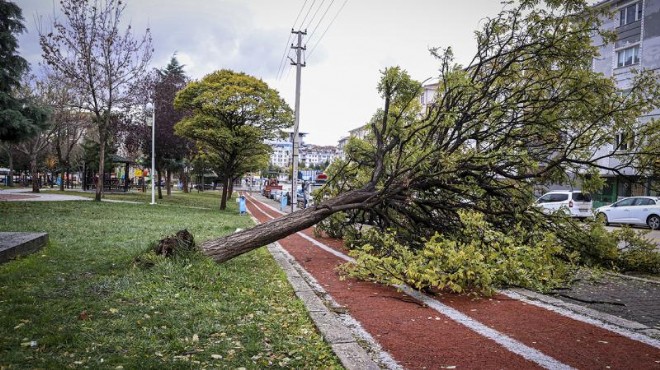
[16, 0, 507, 146]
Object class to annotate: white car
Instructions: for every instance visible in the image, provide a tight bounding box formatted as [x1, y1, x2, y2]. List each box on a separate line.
[535, 191, 593, 219]
[594, 196, 660, 230]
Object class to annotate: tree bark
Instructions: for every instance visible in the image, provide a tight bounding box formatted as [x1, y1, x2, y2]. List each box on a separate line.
[7, 146, 14, 187]
[157, 169, 163, 199]
[95, 129, 106, 202]
[202, 188, 375, 263]
[228, 178, 234, 200]
[182, 169, 189, 193]
[59, 169, 65, 191]
[30, 156, 40, 193]
[220, 177, 228, 210]
[166, 170, 172, 196]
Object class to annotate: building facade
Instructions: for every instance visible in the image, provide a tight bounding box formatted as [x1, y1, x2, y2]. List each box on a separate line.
[591, 0, 660, 204]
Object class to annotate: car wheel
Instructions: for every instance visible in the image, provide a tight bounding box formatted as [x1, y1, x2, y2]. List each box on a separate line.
[596, 213, 609, 226]
[647, 215, 660, 230]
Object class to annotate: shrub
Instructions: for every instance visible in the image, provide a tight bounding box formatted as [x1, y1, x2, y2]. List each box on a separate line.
[341, 210, 576, 296]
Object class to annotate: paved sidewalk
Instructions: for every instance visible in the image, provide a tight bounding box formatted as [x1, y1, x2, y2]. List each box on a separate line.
[0, 188, 90, 201]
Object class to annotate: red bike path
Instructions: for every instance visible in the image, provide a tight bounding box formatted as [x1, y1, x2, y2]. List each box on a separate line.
[243, 192, 660, 369]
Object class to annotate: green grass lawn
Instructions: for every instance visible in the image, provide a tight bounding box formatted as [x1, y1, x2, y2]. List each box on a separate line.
[0, 192, 340, 369]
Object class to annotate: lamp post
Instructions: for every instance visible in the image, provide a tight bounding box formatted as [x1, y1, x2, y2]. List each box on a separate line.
[146, 102, 156, 205]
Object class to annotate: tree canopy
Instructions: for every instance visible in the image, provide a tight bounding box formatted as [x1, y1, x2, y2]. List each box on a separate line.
[0, 0, 49, 142]
[174, 69, 293, 209]
[199, 0, 660, 277]
[39, 0, 153, 201]
[143, 56, 192, 198]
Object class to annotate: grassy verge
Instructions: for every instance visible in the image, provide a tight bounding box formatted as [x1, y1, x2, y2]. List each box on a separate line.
[0, 195, 340, 368]
[40, 188, 237, 210]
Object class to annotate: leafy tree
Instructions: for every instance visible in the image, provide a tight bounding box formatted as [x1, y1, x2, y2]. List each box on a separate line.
[143, 56, 192, 198]
[199, 0, 660, 267]
[13, 75, 53, 192]
[39, 0, 153, 201]
[174, 69, 293, 209]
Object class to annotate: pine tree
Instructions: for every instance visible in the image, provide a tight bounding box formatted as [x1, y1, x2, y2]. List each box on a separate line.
[0, 0, 46, 142]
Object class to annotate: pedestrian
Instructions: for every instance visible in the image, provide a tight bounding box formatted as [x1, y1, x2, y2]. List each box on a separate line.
[280, 191, 287, 211]
[239, 195, 247, 215]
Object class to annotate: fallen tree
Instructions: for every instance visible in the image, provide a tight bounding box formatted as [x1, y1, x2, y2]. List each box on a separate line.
[201, 0, 660, 264]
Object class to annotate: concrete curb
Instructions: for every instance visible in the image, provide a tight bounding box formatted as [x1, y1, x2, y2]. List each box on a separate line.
[267, 242, 400, 370]
[0, 232, 48, 264]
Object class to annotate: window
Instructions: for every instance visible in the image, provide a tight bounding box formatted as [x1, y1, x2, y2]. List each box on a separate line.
[538, 193, 569, 203]
[619, 2, 642, 26]
[573, 193, 592, 202]
[615, 132, 634, 151]
[616, 46, 639, 67]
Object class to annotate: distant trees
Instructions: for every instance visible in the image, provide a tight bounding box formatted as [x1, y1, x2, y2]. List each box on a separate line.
[39, 0, 153, 201]
[200, 0, 660, 264]
[174, 70, 293, 209]
[145, 57, 192, 198]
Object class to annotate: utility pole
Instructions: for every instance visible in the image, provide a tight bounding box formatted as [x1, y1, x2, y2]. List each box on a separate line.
[290, 29, 306, 213]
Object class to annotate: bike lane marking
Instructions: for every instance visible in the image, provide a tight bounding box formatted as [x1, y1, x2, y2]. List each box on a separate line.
[244, 194, 572, 369]
[245, 193, 660, 368]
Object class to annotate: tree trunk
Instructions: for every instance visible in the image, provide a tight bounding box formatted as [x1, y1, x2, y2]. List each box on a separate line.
[157, 169, 163, 199]
[228, 178, 234, 200]
[202, 188, 374, 263]
[7, 147, 14, 187]
[95, 130, 106, 202]
[219, 177, 229, 210]
[30, 156, 39, 193]
[182, 169, 189, 193]
[166, 170, 172, 196]
[59, 170, 65, 191]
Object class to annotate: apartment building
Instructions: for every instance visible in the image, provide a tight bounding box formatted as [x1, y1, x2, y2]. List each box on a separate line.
[591, 0, 660, 203]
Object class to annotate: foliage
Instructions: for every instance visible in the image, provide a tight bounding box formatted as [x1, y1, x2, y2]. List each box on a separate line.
[39, 0, 153, 201]
[0, 196, 340, 368]
[141, 56, 193, 197]
[318, 0, 660, 273]
[341, 210, 577, 295]
[610, 227, 660, 274]
[174, 69, 293, 209]
[0, 0, 48, 142]
[193, 0, 660, 270]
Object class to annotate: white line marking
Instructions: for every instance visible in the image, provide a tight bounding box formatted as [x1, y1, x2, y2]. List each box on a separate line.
[399, 286, 574, 369]
[502, 290, 660, 349]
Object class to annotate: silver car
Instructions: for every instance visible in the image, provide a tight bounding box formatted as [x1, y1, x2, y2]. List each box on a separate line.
[595, 196, 660, 230]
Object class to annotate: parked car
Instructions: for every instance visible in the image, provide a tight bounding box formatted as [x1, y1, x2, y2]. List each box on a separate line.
[594, 196, 660, 230]
[270, 189, 283, 201]
[535, 190, 593, 219]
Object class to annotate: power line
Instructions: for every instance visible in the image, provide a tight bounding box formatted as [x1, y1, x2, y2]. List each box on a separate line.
[302, 0, 325, 31]
[306, 0, 336, 43]
[297, 0, 317, 30]
[306, 0, 349, 60]
[277, 0, 309, 80]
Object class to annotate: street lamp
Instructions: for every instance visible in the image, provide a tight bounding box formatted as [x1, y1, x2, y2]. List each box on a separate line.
[146, 102, 156, 205]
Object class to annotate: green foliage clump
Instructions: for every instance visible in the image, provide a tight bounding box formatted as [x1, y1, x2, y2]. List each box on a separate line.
[341, 210, 576, 296]
[315, 212, 350, 239]
[610, 227, 660, 274]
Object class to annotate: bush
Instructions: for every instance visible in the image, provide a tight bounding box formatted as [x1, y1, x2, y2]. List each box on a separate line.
[611, 227, 660, 274]
[341, 210, 576, 296]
